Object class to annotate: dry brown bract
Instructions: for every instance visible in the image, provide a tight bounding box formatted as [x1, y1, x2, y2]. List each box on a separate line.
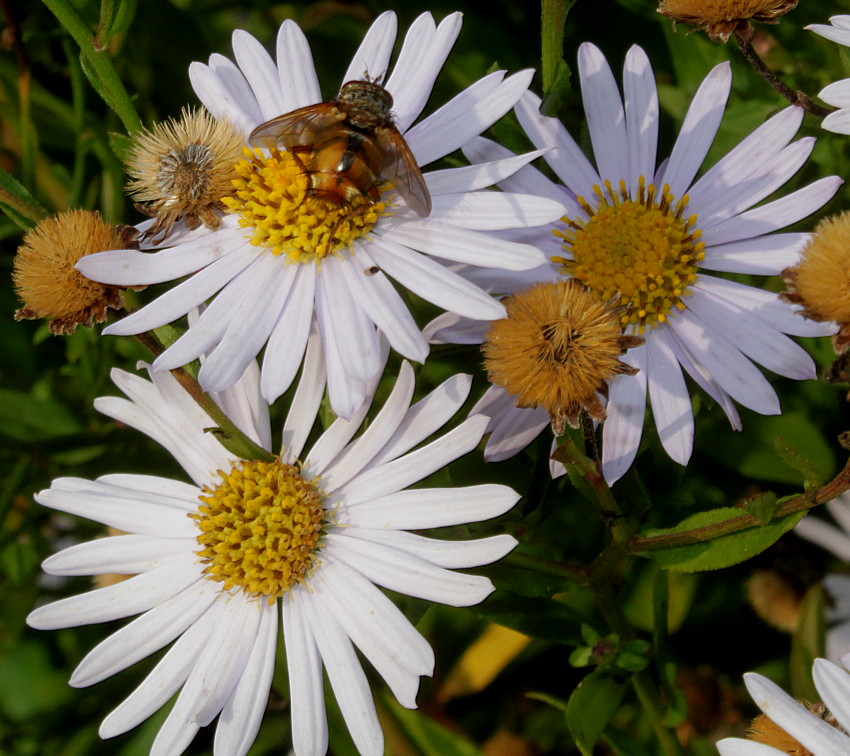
[657, 0, 797, 42]
[483, 279, 643, 435]
[126, 108, 244, 242]
[13, 209, 137, 335]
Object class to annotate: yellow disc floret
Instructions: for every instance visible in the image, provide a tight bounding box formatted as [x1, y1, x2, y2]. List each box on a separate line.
[555, 178, 704, 333]
[223, 147, 385, 263]
[191, 459, 325, 601]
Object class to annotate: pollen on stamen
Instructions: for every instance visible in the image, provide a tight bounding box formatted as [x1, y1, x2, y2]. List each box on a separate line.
[553, 178, 704, 334]
[483, 279, 644, 435]
[222, 147, 386, 264]
[191, 458, 325, 602]
[13, 209, 138, 335]
[125, 108, 245, 241]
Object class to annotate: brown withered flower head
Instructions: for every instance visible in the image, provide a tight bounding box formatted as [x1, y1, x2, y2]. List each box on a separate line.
[126, 107, 244, 242]
[657, 0, 798, 43]
[781, 211, 850, 354]
[13, 209, 137, 335]
[483, 279, 644, 436]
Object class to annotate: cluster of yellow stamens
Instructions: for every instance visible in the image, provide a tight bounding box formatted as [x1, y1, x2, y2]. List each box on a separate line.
[223, 147, 385, 263]
[191, 459, 325, 601]
[555, 177, 704, 333]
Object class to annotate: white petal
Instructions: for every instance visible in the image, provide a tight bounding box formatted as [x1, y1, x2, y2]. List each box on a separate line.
[34, 485, 199, 539]
[340, 248, 428, 362]
[211, 359, 272, 452]
[77, 227, 246, 286]
[602, 345, 647, 484]
[283, 591, 329, 756]
[207, 53, 265, 130]
[579, 43, 629, 187]
[387, 12, 462, 131]
[424, 191, 565, 230]
[214, 600, 278, 756]
[342, 10, 397, 85]
[189, 61, 259, 137]
[821, 108, 850, 135]
[27, 555, 200, 629]
[364, 374, 473, 469]
[407, 70, 533, 167]
[646, 328, 693, 466]
[341, 415, 489, 505]
[198, 253, 294, 392]
[321, 362, 415, 493]
[423, 311, 490, 345]
[813, 658, 850, 735]
[275, 20, 321, 111]
[104, 242, 256, 336]
[744, 672, 850, 753]
[69, 580, 218, 687]
[795, 517, 850, 561]
[484, 401, 550, 462]
[716, 739, 784, 756]
[300, 594, 383, 756]
[342, 484, 519, 529]
[379, 220, 546, 271]
[808, 20, 850, 45]
[95, 473, 199, 503]
[311, 573, 421, 708]
[281, 324, 325, 463]
[368, 235, 506, 319]
[232, 29, 288, 121]
[99, 603, 214, 738]
[660, 62, 731, 198]
[260, 261, 316, 403]
[43, 534, 190, 576]
[820, 79, 850, 108]
[433, 147, 550, 195]
[344, 528, 517, 569]
[326, 532, 494, 606]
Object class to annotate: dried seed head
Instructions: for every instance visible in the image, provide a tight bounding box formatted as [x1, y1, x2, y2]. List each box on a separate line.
[126, 108, 244, 241]
[13, 209, 136, 334]
[781, 211, 850, 353]
[658, 0, 797, 42]
[483, 280, 643, 435]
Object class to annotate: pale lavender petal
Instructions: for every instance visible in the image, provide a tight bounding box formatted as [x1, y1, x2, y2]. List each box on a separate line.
[700, 233, 809, 275]
[484, 402, 550, 462]
[424, 191, 565, 230]
[660, 62, 731, 198]
[579, 42, 629, 186]
[646, 327, 693, 466]
[623, 45, 658, 196]
[281, 325, 325, 463]
[232, 29, 288, 120]
[437, 146, 549, 195]
[602, 344, 647, 484]
[423, 311, 490, 345]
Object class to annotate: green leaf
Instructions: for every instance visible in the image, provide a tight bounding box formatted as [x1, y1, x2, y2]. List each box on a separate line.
[775, 437, 826, 489]
[527, 690, 569, 713]
[540, 59, 572, 118]
[603, 728, 653, 756]
[109, 130, 134, 162]
[0, 166, 47, 228]
[743, 492, 779, 525]
[0, 389, 82, 441]
[473, 592, 583, 643]
[565, 669, 627, 756]
[382, 695, 483, 756]
[651, 572, 689, 727]
[0, 641, 72, 719]
[790, 584, 826, 701]
[540, 0, 576, 91]
[640, 506, 807, 572]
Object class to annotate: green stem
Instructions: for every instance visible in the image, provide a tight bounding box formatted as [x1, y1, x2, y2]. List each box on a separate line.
[0, 187, 47, 224]
[504, 551, 587, 583]
[631, 457, 850, 552]
[541, 0, 570, 92]
[134, 331, 276, 463]
[41, 0, 142, 134]
[633, 670, 684, 756]
[95, 0, 115, 51]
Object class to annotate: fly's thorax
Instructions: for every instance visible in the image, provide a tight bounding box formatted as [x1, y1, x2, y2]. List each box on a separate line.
[337, 80, 394, 130]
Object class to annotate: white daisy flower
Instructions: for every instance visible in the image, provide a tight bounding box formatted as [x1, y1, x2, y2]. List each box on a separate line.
[26, 334, 519, 756]
[76, 10, 565, 419]
[807, 15, 850, 135]
[716, 661, 850, 755]
[427, 42, 840, 483]
[796, 492, 850, 663]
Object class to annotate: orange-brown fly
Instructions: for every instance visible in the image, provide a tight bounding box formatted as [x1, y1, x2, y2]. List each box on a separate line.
[249, 79, 432, 226]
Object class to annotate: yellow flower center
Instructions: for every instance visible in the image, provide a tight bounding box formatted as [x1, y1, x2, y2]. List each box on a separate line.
[222, 147, 386, 263]
[555, 178, 705, 333]
[191, 459, 325, 601]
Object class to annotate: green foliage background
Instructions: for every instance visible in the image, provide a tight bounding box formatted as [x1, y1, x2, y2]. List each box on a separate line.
[2, 0, 850, 754]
